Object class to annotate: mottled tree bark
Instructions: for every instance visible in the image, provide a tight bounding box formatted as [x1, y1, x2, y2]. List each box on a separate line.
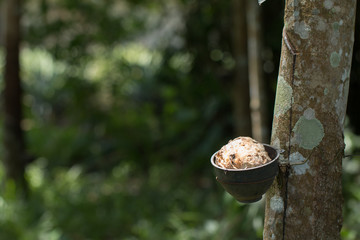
[2, 0, 28, 193]
[232, 0, 252, 137]
[264, 0, 356, 239]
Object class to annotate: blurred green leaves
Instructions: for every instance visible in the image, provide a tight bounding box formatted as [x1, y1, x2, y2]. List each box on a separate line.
[2, 1, 237, 238]
[0, 158, 265, 240]
[341, 126, 360, 240]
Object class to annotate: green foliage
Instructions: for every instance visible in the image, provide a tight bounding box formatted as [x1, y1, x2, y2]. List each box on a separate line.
[3, 0, 239, 237]
[341, 126, 360, 240]
[0, 160, 264, 240]
[25, 0, 149, 63]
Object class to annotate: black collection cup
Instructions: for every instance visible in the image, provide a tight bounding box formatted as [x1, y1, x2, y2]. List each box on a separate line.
[210, 144, 280, 203]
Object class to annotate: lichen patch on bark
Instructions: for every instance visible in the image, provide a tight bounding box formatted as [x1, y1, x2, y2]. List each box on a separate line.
[341, 68, 350, 81]
[335, 80, 350, 127]
[324, 88, 329, 95]
[270, 195, 284, 213]
[303, 108, 315, 120]
[330, 51, 341, 67]
[332, 22, 340, 31]
[294, 21, 311, 39]
[274, 76, 293, 117]
[293, 116, 324, 150]
[315, 17, 327, 32]
[323, 0, 334, 9]
[289, 152, 311, 175]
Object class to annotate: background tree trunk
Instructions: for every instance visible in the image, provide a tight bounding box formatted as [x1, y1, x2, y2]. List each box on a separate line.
[232, 0, 252, 137]
[2, 0, 28, 193]
[0, 2, 4, 46]
[246, 0, 269, 142]
[264, 0, 357, 239]
[232, 0, 269, 141]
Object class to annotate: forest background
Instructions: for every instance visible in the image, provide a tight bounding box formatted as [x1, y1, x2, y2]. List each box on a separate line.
[0, 0, 360, 239]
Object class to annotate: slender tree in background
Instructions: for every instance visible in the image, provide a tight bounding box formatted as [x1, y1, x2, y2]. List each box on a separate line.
[264, 0, 357, 239]
[232, 0, 269, 141]
[246, 0, 269, 142]
[232, 0, 252, 137]
[2, 0, 28, 194]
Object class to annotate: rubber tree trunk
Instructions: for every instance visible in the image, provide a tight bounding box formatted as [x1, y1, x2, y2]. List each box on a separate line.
[246, 0, 269, 143]
[2, 0, 28, 194]
[232, 0, 252, 137]
[264, 0, 356, 239]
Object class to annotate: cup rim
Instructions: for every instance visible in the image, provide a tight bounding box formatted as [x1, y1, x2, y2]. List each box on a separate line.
[210, 144, 280, 172]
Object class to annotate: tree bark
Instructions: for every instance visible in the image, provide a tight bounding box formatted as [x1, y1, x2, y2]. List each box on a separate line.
[264, 0, 356, 239]
[2, 0, 28, 193]
[232, 0, 252, 137]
